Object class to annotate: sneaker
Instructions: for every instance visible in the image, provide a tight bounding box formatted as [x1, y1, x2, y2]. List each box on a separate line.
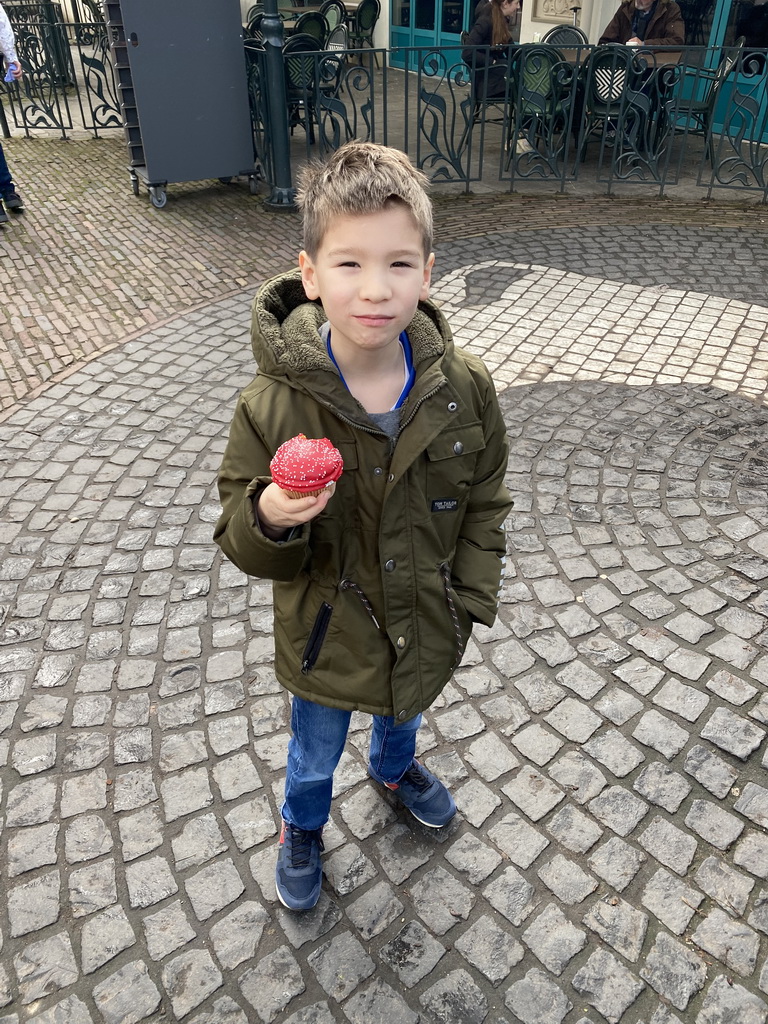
[275, 821, 324, 911]
[515, 138, 535, 154]
[0, 201, 7, 224]
[3, 191, 23, 211]
[370, 759, 456, 828]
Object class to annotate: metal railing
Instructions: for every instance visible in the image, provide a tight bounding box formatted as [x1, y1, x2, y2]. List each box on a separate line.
[1, 0, 766, 203]
[246, 41, 768, 200]
[0, 12, 121, 138]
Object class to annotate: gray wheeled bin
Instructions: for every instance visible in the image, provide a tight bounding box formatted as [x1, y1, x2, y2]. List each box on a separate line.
[105, 0, 256, 207]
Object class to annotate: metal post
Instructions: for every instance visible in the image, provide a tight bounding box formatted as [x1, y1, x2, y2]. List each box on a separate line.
[261, 0, 296, 209]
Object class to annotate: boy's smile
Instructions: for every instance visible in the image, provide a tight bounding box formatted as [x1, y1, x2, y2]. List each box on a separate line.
[298, 204, 434, 367]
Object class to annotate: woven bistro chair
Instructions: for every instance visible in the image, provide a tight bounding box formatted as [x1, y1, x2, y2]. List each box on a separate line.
[349, 0, 381, 65]
[320, 0, 348, 31]
[541, 24, 588, 45]
[293, 10, 330, 46]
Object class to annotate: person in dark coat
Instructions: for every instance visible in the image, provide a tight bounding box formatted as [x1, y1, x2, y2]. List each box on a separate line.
[737, 0, 768, 71]
[462, 0, 520, 98]
[598, 0, 685, 45]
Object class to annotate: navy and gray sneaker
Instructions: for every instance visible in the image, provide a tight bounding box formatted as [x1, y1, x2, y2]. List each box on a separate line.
[370, 759, 456, 828]
[0, 202, 7, 224]
[275, 821, 324, 911]
[3, 191, 23, 211]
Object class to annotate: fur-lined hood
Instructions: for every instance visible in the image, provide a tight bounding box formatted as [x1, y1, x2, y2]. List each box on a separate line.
[250, 267, 453, 381]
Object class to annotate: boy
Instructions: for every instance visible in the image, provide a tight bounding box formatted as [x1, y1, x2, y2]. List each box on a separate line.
[214, 142, 511, 911]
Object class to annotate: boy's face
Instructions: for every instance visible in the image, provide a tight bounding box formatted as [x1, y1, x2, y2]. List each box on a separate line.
[299, 205, 434, 360]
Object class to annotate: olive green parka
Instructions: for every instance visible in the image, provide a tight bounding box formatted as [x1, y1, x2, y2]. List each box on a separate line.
[214, 269, 512, 721]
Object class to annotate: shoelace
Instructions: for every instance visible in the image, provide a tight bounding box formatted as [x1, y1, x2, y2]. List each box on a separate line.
[287, 826, 324, 867]
[400, 765, 431, 793]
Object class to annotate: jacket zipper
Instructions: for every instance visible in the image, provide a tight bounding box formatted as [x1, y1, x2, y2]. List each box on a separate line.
[301, 602, 334, 674]
[440, 562, 467, 673]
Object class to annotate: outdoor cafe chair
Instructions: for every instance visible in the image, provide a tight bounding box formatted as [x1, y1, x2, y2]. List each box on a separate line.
[541, 24, 588, 46]
[245, 11, 265, 42]
[349, 0, 381, 66]
[670, 36, 745, 163]
[320, 0, 348, 31]
[456, 41, 511, 154]
[293, 10, 330, 46]
[246, 3, 264, 22]
[326, 22, 349, 52]
[283, 33, 347, 143]
[578, 43, 652, 159]
[508, 43, 577, 160]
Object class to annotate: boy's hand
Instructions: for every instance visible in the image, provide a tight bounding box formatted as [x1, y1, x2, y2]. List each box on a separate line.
[256, 482, 335, 540]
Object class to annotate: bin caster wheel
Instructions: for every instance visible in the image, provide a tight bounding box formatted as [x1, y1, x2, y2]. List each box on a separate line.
[218, 176, 233, 184]
[149, 186, 167, 209]
[249, 175, 260, 195]
[130, 172, 140, 197]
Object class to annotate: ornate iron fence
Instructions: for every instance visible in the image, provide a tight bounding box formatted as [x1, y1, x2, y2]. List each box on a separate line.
[1, 2, 766, 202]
[1, 5, 121, 138]
[248, 40, 768, 201]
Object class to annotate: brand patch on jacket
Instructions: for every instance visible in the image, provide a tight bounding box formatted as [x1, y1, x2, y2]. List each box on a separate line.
[432, 498, 459, 513]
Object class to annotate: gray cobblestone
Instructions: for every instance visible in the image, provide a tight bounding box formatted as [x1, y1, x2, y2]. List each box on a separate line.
[684, 744, 739, 799]
[696, 975, 768, 1024]
[345, 881, 404, 940]
[522, 903, 587, 974]
[685, 798, 745, 849]
[379, 921, 446, 987]
[639, 931, 706, 1011]
[239, 946, 305, 1022]
[142, 900, 197, 961]
[14, 932, 78, 1006]
[162, 950, 223, 1019]
[641, 868, 704, 933]
[454, 915, 524, 983]
[692, 908, 761, 976]
[537, 854, 598, 905]
[504, 969, 572, 1024]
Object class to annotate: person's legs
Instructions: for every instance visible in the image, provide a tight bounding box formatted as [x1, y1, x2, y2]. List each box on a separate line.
[368, 712, 421, 783]
[276, 695, 351, 911]
[0, 142, 12, 193]
[368, 713, 456, 828]
[0, 142, 23, 210]
[282, 695, 351, 830]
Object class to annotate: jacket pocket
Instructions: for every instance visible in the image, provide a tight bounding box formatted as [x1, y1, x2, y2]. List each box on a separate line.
[301, 602, 334, 675]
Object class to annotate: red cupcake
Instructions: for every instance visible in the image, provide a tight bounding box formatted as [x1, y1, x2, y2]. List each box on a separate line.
[270, 434, 344, 498]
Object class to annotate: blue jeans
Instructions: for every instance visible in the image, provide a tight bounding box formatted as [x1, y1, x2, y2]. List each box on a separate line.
[282, 695, 422, 831]
[0, 142, 13, 193]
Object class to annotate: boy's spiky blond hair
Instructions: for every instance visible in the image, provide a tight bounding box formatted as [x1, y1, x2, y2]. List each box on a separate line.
[296, 142, 433, 258]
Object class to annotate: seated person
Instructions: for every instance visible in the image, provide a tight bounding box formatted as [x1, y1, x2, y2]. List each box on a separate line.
[737, 0, 768, 70]
[598, 0, 685, 46]
[463, 0, 520, 98]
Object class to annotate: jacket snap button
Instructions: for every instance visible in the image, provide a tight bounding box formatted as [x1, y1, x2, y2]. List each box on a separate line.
[453, 441, 464, 455]
[396, 636, 406, 649]
[398, 710, 408, 720]
[447, 401, 457, 411]
[374, 467, 383, 476]
[388, 473, 394, 482]
[385, 559, 396, 572]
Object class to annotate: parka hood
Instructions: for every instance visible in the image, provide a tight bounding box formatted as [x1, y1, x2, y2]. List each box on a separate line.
[251, 267, 454, 380]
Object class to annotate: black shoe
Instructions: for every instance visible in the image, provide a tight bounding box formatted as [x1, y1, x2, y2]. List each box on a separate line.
[3, 191, 23, 211]
[275, 821, 324, 911]
[0, 201, 7, 224]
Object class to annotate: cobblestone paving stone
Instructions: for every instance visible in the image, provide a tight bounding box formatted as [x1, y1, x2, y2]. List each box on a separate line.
[2, 140, 768, 1024]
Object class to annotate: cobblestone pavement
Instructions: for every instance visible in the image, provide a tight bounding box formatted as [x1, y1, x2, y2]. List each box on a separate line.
[1, 138, 768, 1024]
[2, 134, 768, 415]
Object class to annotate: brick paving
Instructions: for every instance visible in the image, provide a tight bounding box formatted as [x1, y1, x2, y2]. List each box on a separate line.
[1, 133, 768, 1024]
